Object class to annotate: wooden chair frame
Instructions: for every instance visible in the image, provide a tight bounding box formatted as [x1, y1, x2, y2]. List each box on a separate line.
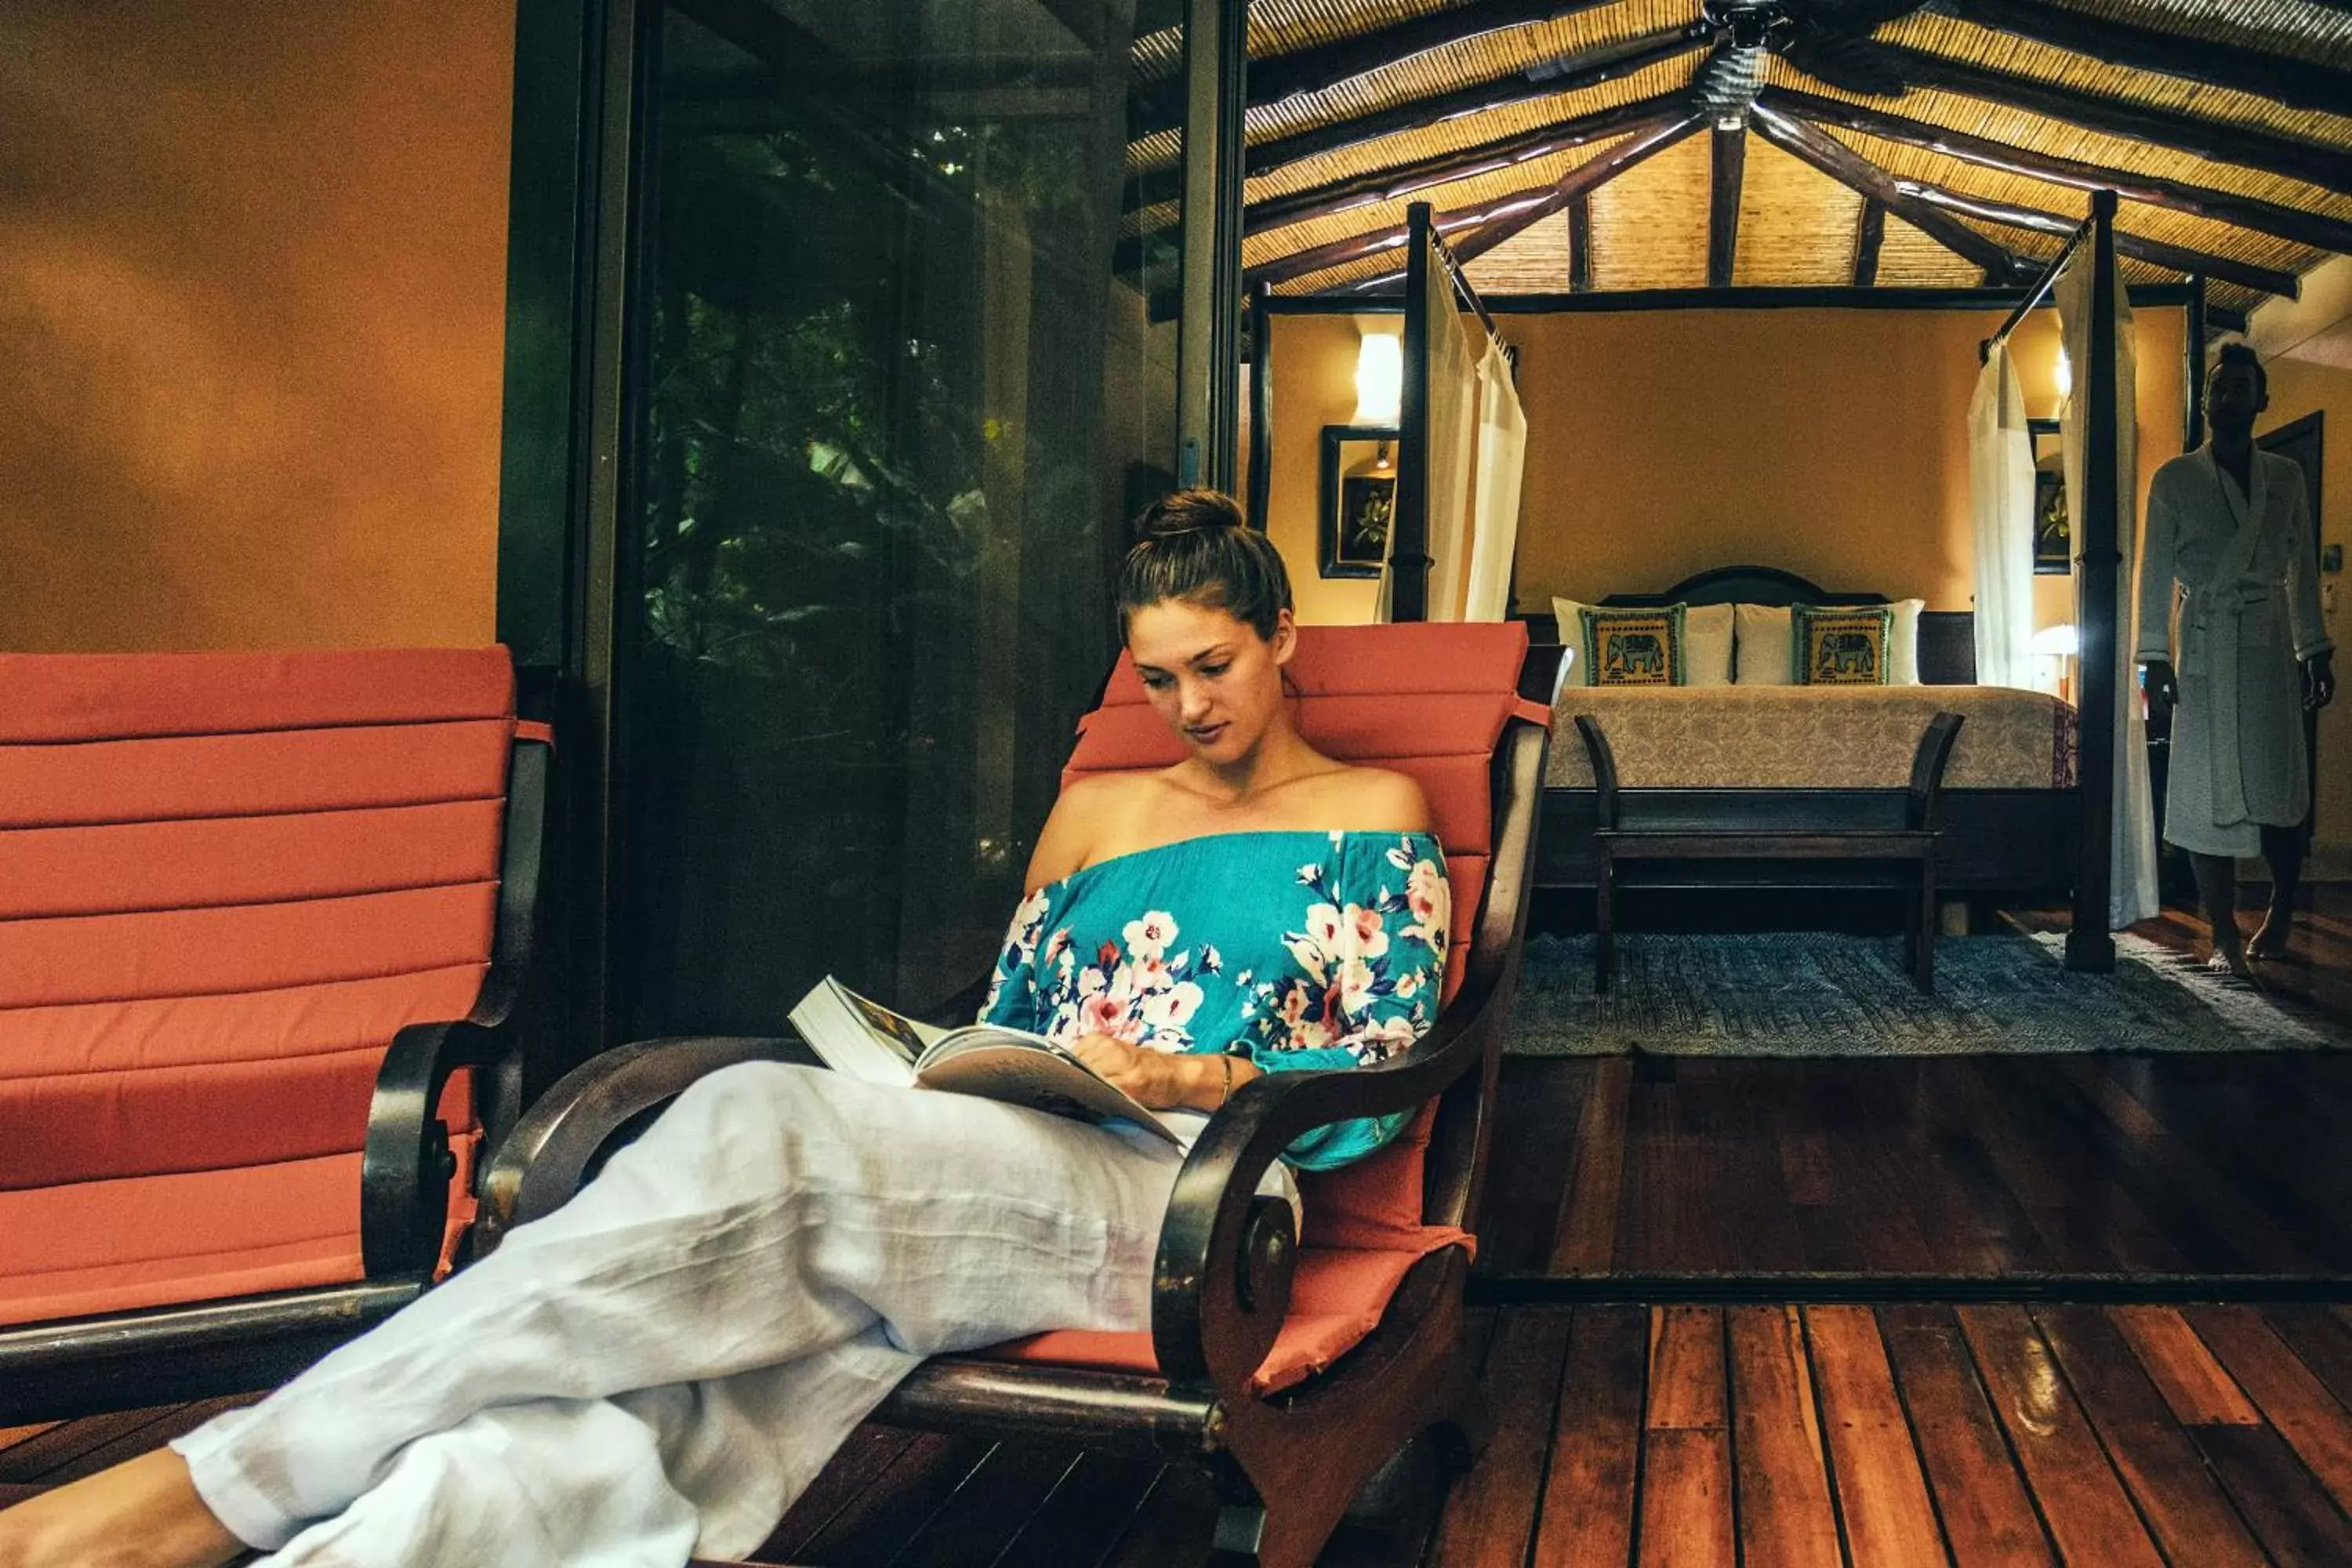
[1582, 710, 1964, 993]
[478, 700, 1552, 1568]
[0, 732, 551, 1425]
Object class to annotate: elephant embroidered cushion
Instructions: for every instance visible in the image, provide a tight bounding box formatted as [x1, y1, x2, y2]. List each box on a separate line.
[1793, 604, 1895, 686]
[1577, 604, 1686, 687]
[1552, 599, 1727, 686]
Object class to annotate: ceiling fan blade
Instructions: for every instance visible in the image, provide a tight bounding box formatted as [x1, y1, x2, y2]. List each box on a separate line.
[1780, 32, 1911, 96]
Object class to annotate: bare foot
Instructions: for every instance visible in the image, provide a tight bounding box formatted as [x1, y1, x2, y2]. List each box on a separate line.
[0, 1450, 245, 1568]
[2249, 916, 2294, 961]
[2205, 948, 2258, 983]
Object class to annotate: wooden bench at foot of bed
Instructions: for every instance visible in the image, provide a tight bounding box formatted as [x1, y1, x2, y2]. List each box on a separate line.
[1578, 713, 1965, 993]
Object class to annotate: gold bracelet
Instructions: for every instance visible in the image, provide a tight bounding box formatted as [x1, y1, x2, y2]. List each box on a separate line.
[1219, 1053, 1234, 1106]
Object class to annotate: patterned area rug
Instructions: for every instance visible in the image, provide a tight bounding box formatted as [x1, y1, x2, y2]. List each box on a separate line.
[1504, 931, 2349, 1056]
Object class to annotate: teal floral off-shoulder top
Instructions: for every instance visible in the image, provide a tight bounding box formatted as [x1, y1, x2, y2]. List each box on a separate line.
[980, 830, 1450, 1171]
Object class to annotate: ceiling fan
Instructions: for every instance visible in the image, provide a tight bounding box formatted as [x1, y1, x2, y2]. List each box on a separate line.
[1696, 0, 1928, 116]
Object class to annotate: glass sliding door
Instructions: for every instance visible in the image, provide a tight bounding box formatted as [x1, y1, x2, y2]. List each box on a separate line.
[612, 0, 1179, 1036]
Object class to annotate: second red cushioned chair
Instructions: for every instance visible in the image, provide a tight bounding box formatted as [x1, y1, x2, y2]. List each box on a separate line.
[0, 648, 549, 1421]
[483, 621, 1553, 1566]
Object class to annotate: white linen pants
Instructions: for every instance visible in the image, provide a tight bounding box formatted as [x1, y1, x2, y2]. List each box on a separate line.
[169, 1063, 1187, 1566]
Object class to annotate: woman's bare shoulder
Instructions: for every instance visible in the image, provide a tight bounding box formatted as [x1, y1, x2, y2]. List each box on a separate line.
[1024, 771, 1160, 887]
[1319, 764, 1434, 834]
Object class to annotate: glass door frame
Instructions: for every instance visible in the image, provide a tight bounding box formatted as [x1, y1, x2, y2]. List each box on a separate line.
[491, 0, 1247, 1079]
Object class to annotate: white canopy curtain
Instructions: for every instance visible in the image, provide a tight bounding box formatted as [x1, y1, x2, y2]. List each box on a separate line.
[1966, 343, 2036, 689]
[2056, 252, 2161, 930]
[1462, 339, 1527, 622]
[1377, 234, 1480, 622]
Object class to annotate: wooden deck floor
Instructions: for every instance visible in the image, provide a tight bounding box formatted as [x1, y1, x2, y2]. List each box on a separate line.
[1479, 901, 2352, 1282]
[11, 1300, 2352, 1565]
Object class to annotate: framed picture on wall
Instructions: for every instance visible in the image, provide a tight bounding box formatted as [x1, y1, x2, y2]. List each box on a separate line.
[2030, 417, 2068, 575]
[1319, 424, 1399, 579]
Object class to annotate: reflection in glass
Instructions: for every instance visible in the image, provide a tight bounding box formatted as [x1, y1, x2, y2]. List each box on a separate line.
[619, 0, 1177, 1036]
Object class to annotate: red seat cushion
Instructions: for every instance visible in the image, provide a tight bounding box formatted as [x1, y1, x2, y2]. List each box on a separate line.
[983, 1240, 1453, 1395]
[0, 648, 520, 1324]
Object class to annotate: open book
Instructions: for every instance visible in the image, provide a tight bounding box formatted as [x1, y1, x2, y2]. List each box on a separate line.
[788, 977, 1181, 1145]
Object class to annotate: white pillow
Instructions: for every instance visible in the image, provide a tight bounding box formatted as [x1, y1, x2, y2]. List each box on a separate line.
[1733, 603, 1793, 685]
[1733, 599, 1925, 684]
[1551, 597, 1733, 687]
[1889, 598, 1925, 685]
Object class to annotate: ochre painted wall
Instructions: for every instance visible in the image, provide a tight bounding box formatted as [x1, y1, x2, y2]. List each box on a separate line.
[0, 2, 514, 652]
[2258, 356, 2352, 856]
[1263, 303, 2186, 640]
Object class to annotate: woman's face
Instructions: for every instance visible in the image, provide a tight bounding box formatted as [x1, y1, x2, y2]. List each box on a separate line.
[1125, 597, 1296, 766]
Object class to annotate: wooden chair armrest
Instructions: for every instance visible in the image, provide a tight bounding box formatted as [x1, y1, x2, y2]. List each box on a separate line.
[1573, 715, 1620, 829]
[1907, 711, 1966, 830]
[363, 1019, 520, 1275]
[474, 1035, 809, 1256]
[1148, 979, 1499, 1399]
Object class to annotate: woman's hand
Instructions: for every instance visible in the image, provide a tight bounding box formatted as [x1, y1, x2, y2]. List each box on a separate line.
[1067, 1036, 1256, 1111]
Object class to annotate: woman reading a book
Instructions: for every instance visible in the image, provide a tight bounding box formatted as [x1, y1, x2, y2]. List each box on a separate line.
[2, 490, 1449, 1568]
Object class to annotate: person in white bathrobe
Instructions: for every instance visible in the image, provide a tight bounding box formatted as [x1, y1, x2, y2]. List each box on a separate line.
[2139, 344, 2336, 975]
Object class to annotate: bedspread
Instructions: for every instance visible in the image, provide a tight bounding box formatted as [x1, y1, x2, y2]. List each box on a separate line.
[1544, 684, 2078, 790]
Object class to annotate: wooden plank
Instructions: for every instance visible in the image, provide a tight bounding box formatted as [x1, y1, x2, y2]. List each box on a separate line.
[2032, 1307, 2266, 1568]
[1485, 1058, 1585, 1275]
[989, 1452, 1163, 1568]
[789, 1434, 1000, 1564]
[0, 1405, 188, 1484]
[1638, 1428, 1736, 1568]
[2263, 1305, 2352, 1414]
[1098, 1466, 1216, 1568]
[1728, 1306, 1841, 1568]
[1550, 1055, 1630, 1275]
[2108, 1306, 2262, 1425]
[1639, 1306, 1733, 1568]
[1426, 1308, 1571, 1566]
[1877, 1306, 2054, 1567]
[753, 1425, 923, 1563]
[2187, 1305, 2352, 1517]
[1531, 1305, 1644, 1568]
[2187, 1423, 2352, 1567]
[34, 1396, 253, 1486]
[1647, 1306, 1726, 1431]
[1777, 1131, 1835, 1207]
[1806, 1307, 1945, 1568]
[886, 1438, 1084, 1568]
[1955, 1306, 2165, 1568]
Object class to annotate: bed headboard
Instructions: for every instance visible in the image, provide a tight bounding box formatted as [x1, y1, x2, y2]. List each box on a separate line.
[1512, 564, 1978, 684]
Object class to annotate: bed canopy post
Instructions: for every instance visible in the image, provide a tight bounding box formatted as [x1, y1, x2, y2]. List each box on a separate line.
[2184, 274, 2208, 452]
[1390, 201, 1434, 622]
[1247, 280, 1273, 532]
[2067, 189, 2121, 972]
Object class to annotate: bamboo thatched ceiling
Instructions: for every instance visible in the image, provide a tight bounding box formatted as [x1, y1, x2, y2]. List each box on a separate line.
[1120, 0, 2352, 321]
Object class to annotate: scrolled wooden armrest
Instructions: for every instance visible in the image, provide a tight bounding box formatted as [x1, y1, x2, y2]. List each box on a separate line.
[362, 1019, 516, 1275]
[474, 1035, 806, 1255]
[1149, 988, 1494, 1397]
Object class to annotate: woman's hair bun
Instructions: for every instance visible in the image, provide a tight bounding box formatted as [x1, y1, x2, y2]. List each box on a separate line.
[1134, 488, 1246, 540]
[1116, 488, 1292, 641]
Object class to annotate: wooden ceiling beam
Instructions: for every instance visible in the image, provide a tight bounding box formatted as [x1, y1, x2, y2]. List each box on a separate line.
[1120, 27, 1707, 211]
[1921, 0, 2352, 121]
[1900, 183, 2300, 296]
[1130, 0, 1616, 141]
[1763, 88, 2352, 257]
[1751, 104, 2031, 283]
[1283, 115, 1708, 293]
[1875, 45, 2352, 197]
[1115, 95, 1690, 274]
[1708, 124, 1746, 288]
[1570, 192, 1595, 292]
[1853, 197, 1886, 286]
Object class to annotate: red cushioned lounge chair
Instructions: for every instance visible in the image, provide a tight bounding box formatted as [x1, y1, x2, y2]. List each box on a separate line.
[0, 648, 548, 1422]
[482, 622, 1553, 1567]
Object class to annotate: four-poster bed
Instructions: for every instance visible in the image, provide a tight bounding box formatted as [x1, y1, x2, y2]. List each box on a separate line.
[1359, 191, 2155, 970]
